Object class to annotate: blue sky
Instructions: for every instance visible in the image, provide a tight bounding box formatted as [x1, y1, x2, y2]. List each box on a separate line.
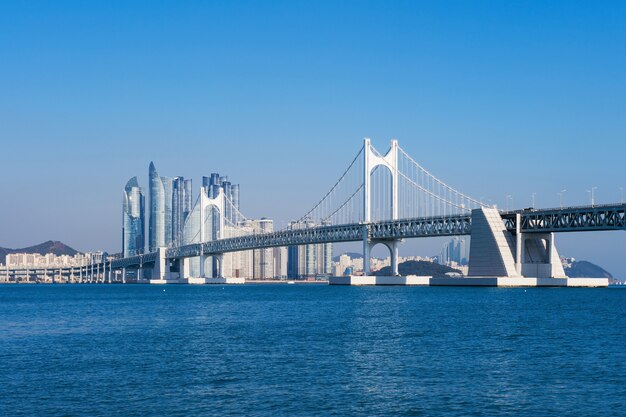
[1, 1, 625, 275]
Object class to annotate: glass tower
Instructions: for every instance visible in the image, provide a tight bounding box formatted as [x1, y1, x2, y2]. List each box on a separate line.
[183, 179, 193, 221]
[172, 177, 193, 245]
[149, 162, 165, 252]
[162, 176, 173, 246]
[122, 177, 145, 257]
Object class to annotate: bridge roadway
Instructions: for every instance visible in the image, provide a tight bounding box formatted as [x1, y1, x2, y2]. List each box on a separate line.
[110, 203, 626, 269]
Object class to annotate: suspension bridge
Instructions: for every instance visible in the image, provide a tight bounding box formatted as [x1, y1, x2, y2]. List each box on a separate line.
[8, 139, 624, 286]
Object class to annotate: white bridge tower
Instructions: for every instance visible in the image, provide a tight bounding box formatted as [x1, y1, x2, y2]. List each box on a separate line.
[362, 138, 401, 276]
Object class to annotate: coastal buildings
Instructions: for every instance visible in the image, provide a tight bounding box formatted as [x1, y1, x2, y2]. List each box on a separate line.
[332, 253, 437, 276]
[122, 177, 145, 257]
[4, 252, 103, 268]
[439, 237, 468, 266]
[203, 173, 241, 223]
[148, 162, 166, 252]
[126, 163, 281, 278]
[287, 219, 333, 279]
[122, 163, 351, 280]
[172, 177, 193, 246]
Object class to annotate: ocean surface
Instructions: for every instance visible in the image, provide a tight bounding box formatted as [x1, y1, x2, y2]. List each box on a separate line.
[1, 284, 625, 416]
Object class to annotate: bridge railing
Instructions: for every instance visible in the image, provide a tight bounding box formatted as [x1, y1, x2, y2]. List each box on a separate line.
[502, 202, 626, 215]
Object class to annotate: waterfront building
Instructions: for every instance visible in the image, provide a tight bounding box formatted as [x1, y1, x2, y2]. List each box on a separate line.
[254, 218, 274, 279]
[231, 184, 240, 219]
[338, 254, 351, 275]
[172, 177, 192, 245]
[287, 219, 333, 279]
[122, 176, 145, 257]
[202, 173, 240, 223]
[125, 164, 241, 262]
[162, 176, 174, 246]
[222, 223, 254, 279]
[273, 246, 288, 279]
[439, 237, 468, 266]
[183, 179, 193, 222]
[148, 162, 166, 252]
[5, 252, 102, 268]
[238, 218, 274, 279]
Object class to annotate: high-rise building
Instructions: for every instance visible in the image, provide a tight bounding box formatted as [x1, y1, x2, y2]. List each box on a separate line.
[149, 162, 165, 252]
[183, 179, 193, 220]
[273, 246, 288, 279]
[122, 177, 145, 257]
[130, 164, 240, 257]
[231, 184, 240, 218]
[439, 237, 468, 265]
[287, 219, 333, 279]
[202, 172, 240, 223]
[172, 177, 192, 245]
[239, 218, 274, 279]
[162, 176, 173, 246]
[254, 218, 273, 279]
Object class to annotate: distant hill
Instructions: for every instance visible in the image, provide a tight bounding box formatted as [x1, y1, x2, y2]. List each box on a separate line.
[374, 260, 460, 277]
[565, 261, 613, 280]
[0, 241, 80, 264]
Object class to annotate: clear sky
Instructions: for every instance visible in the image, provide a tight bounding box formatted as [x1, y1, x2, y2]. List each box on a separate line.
[1, 1, 625, 276]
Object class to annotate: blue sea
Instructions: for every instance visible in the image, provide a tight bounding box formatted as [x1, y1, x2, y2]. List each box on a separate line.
[1, 284, 625, 416]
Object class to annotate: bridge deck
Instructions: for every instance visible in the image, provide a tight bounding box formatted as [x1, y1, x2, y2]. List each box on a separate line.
[109, 203, 626, 269]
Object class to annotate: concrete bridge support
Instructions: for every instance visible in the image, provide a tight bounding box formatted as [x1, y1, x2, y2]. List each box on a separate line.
[179, 257, 190, 280]
[215, 254, 224, 278]
[363, 237, 401, 276]
[150, 248, 177, 283]
[468, 207, 566, 279]
[519, 232, 566, 278]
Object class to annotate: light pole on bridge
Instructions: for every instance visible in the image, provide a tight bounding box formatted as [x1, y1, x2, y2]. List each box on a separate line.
[586, 186, 597, 208]
[531, 192, 536, 210]
[506, 195, 513, 211]
[619, 187, 624, 204]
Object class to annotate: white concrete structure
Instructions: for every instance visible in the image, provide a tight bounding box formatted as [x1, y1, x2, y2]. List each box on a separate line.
[468, 207, 566, 279]
[362, 138, 401, 276]
[329, 275, 608, 287]
[187, 277, 245, 284]
[330, 275, 431, 286]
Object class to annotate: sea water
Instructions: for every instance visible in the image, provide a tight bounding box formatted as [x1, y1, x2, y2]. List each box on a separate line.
[1, 284, 625, 416]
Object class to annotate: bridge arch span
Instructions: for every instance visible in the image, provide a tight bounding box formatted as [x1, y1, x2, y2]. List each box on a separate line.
[364, 239, 400, 276]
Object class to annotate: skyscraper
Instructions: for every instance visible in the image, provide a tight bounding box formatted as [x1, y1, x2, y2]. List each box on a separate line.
[162, 176, 173, 246]
[287, 219, 333, 279]
[231, 184, 240, 221]
[183, 179, 193, 220]
[439, 237, 468, 265]
[253, 218, 273, 279]
[122, 177, 145, 257]
[149, 162, 165, 252]
[172, 177, 184, 245]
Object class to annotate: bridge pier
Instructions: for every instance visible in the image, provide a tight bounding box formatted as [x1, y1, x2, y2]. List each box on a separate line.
[180, 258, 190, 280]
[149, 248, 183, 284]
[363, 235, 371, 276]
[363, 237, 402, 276]
[199, 254, 208, 278]
[215, 254, 224, 278]
[468, 207, 567, 279]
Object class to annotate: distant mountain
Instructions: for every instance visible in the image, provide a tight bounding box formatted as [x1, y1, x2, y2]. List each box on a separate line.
[564, 261, 613, 280]
[0, 241, 80, 264]
[374, 260, 460, 277]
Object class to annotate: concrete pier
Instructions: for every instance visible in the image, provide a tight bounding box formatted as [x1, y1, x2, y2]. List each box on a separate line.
[329, 275, 609, 287]
[186, 277, 245, 285]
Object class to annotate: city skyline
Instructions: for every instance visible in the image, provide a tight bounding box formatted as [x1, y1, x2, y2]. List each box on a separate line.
[119, 160, 334, 280]
[1, 1, 625, 276]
